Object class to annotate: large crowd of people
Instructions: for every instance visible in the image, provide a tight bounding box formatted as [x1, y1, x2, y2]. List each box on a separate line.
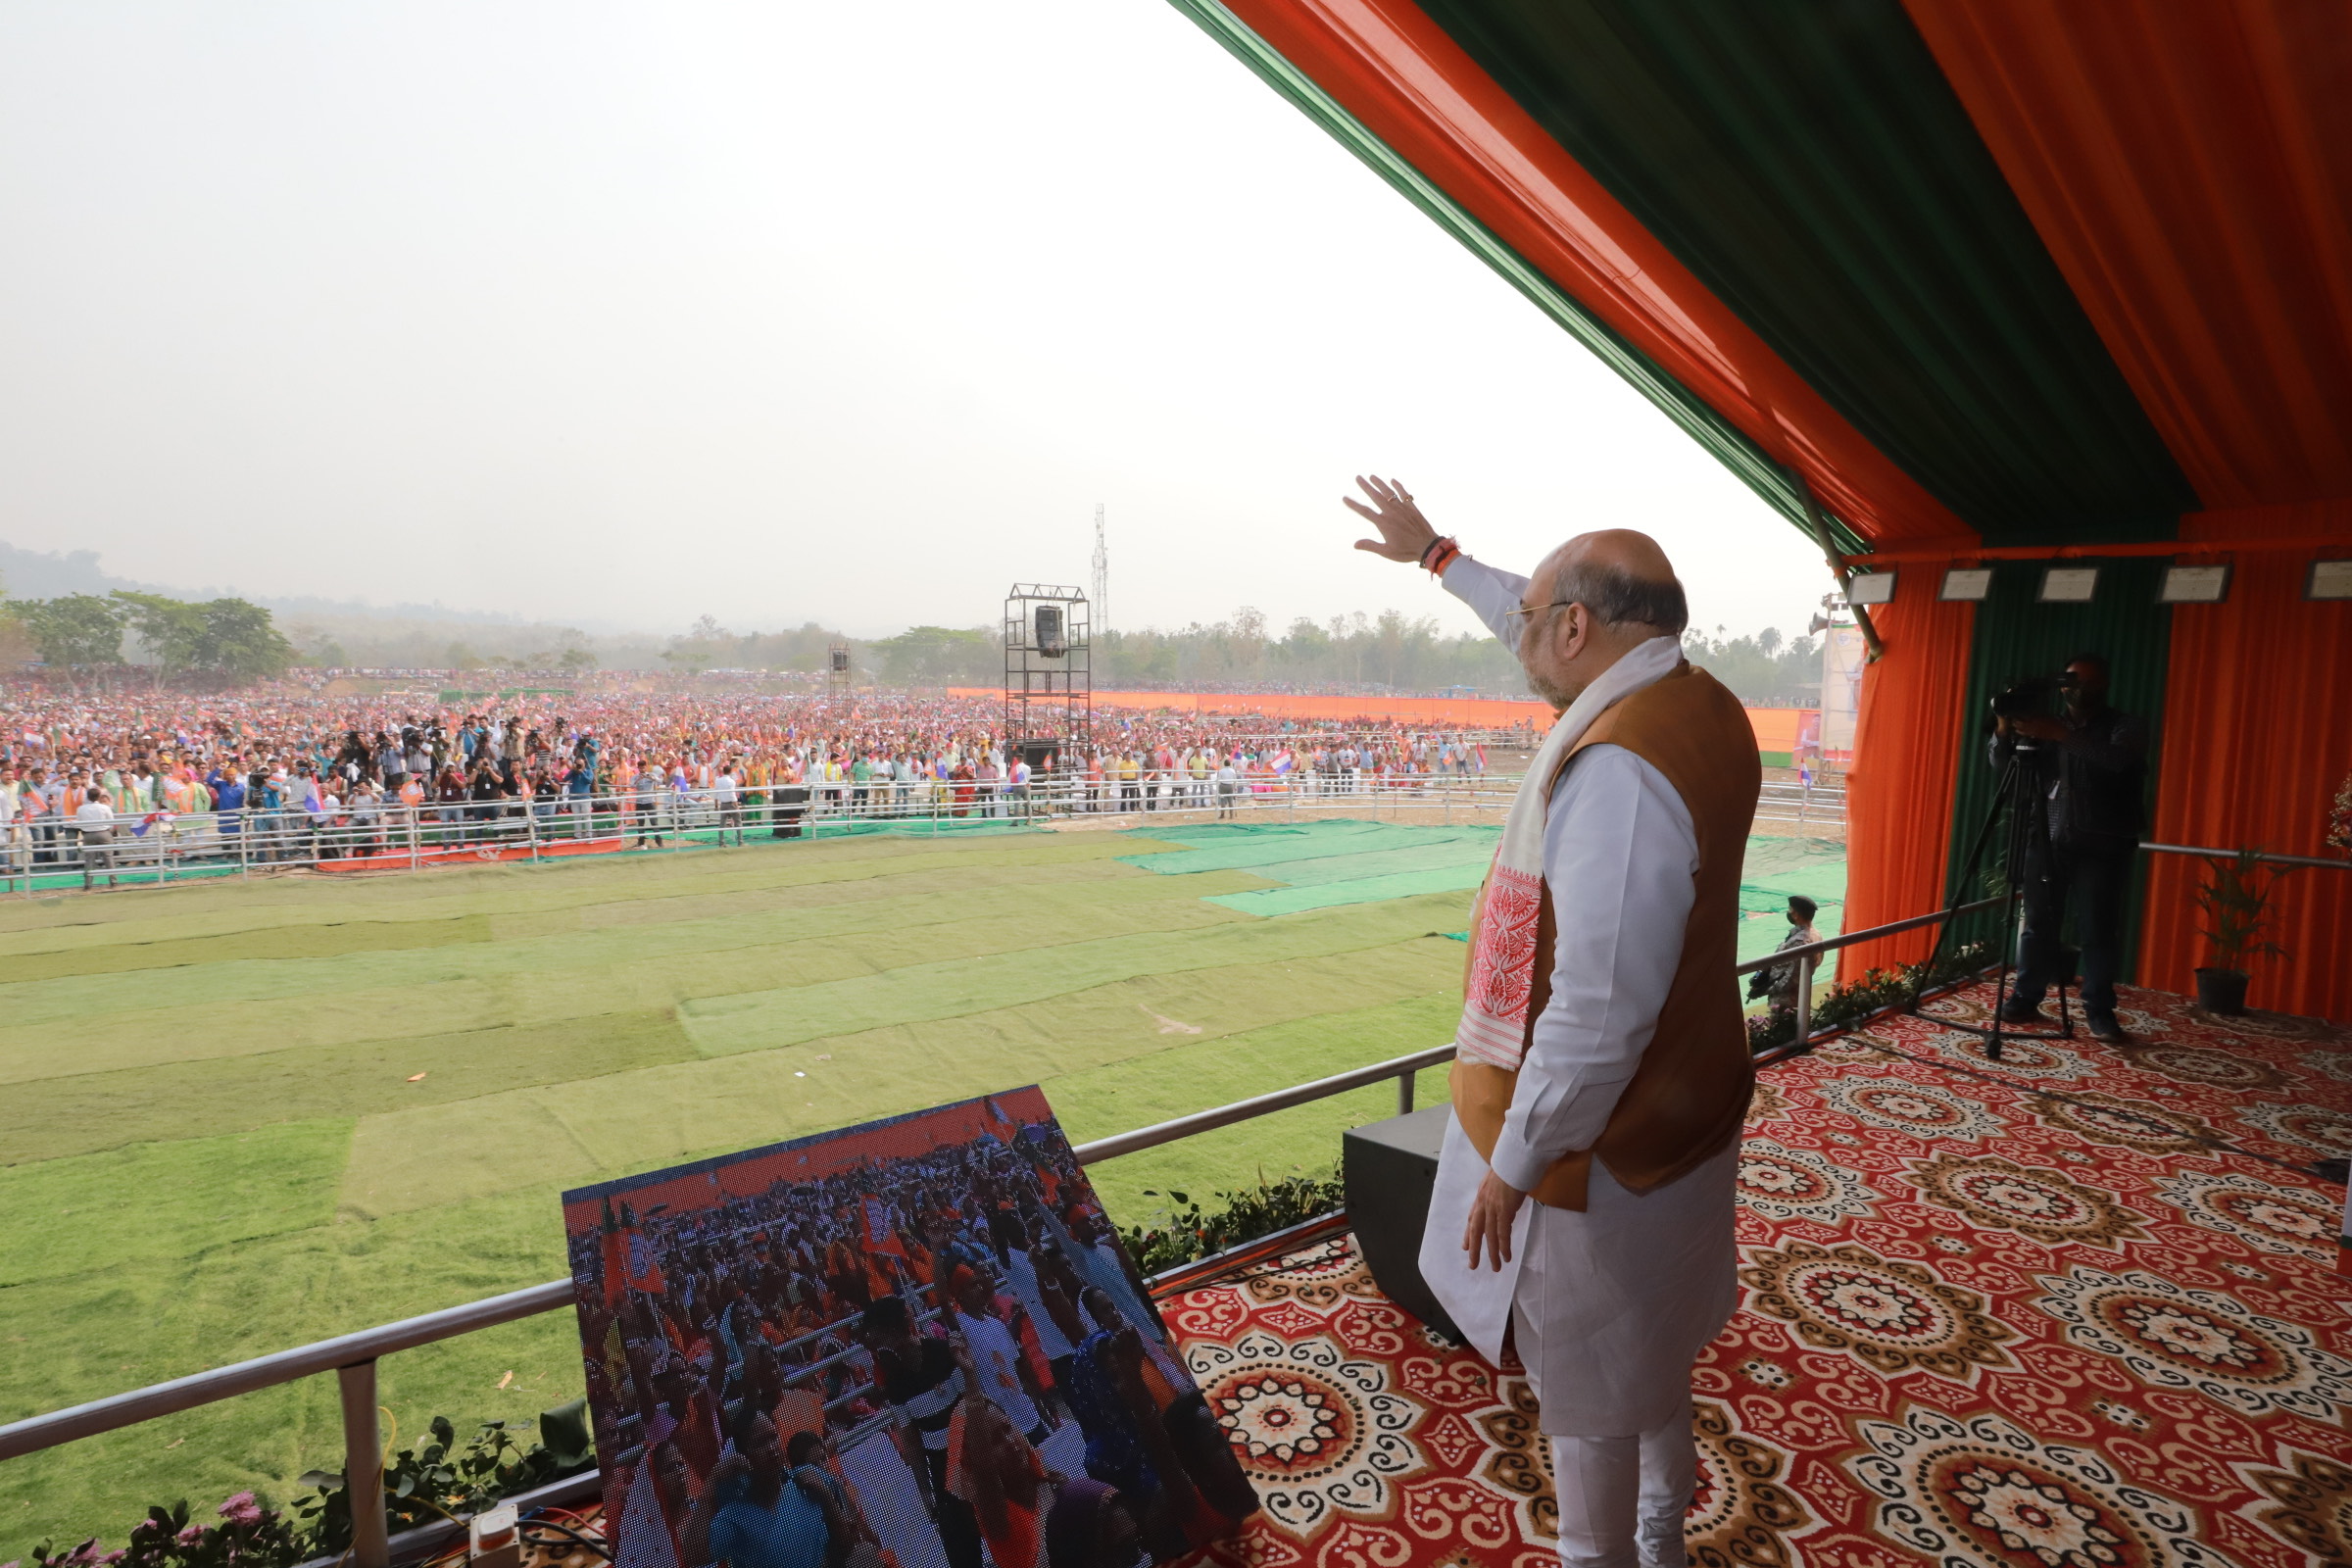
[572, 1111, 1255, 1568]
[0, 684, 1514, 880]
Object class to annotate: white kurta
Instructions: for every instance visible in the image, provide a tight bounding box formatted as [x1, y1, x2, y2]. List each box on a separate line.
[1418, 556, 1740, 1437]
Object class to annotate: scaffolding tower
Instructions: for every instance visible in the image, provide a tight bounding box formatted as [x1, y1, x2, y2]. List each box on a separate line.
[1004, 584, 1091, 768]
[827, 641, 853, 693]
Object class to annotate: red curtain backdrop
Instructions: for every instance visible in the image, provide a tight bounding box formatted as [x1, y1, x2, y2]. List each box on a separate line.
[1839, 593, 1977, 973]
[1217, 0, 1972, 547]
[2139, 504, 2352, 1022]
[1902, 0, 2352, 510]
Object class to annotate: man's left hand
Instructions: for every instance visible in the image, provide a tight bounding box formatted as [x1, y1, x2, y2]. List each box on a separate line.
[1462, 1168, 1527, 1272]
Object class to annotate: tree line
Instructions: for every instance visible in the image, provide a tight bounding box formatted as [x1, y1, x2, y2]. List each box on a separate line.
[861, 608, 1826, 705]
[0, 580, 1829, 708]
[1, 588, 295, 690]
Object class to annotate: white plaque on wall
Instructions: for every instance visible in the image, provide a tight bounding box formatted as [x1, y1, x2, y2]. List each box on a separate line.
[1939, 567, 1993, 601]
[1845, 570, 1895, 605]
[2159, 564, 2231, 603]
[2039, 566, 2100, 603]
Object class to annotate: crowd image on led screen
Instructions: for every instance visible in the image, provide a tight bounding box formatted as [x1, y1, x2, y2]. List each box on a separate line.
[564, 1094, 1258, 1568]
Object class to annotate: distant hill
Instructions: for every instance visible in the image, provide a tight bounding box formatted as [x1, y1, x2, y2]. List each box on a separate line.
[0, 538, 543, 629]
[0, 539, 854, 673]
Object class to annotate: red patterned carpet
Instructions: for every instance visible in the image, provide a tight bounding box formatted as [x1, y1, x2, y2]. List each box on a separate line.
[1163, 982, 2352, 1568]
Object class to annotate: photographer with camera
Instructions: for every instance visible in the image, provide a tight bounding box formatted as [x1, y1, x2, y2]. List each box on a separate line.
[1987, 653, 2148, 1042]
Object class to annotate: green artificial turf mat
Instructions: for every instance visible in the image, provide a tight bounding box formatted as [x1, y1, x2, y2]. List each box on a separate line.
[0, 872, 1265, 1037]
[1737, 835, 1849, 914]
[0, 1119, 352, 1287]
[0, 914, 495, 984]
[1201, 838, 1498, 888]
[1119, 820, 1501, 917]
[1205, 863, 1493, 916]
[338, 931, 1466, 1216]
[0, 1180, 582, 1550]
[1050, 992, 1464, 1222]
[0, 1011, 700, 1165]
[680, 894, 1464, 1054]
[0, 830, 1174, 948]
[1734, 834, 1848, 984]
[1116, 819, 1488, 875]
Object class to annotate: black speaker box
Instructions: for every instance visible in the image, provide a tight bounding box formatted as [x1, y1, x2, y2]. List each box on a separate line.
[1343, 1104, 1460, 1340]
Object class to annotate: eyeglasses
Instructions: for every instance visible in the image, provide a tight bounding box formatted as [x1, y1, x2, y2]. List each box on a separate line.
[1502, 600, 1578, 620]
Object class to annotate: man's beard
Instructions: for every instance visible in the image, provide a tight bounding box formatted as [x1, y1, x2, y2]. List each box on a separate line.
[1524, 662, 1577, 710]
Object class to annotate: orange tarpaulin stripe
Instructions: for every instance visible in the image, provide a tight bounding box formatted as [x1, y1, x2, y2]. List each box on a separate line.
[1217, 0, 1971, 548]
[1839, 592, 1976, 975]
[2138, 502, 2352, 1023]
[1902, 0, 2352, 510]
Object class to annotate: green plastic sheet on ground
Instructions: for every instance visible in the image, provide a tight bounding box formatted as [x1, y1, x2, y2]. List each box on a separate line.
[1120, 819, 1846, 972]
[1736, 834, 1848, 985]
[1119, 819, 1503, 915]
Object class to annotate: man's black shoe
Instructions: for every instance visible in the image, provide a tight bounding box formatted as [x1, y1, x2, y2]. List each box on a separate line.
[1995, 996, 2046, 1026]
[2085, 1009, 2131, 1043]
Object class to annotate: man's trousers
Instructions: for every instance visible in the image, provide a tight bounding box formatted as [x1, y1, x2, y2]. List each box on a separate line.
[2014, 837, 2137, 1013]
[1552, 1417, 1697, 1568]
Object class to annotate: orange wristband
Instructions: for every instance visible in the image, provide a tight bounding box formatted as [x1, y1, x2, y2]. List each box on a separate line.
[1422, 538, 1460, 576]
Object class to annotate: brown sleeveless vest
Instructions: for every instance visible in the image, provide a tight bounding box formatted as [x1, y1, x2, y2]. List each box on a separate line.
[1451, 663, 1760, 1211]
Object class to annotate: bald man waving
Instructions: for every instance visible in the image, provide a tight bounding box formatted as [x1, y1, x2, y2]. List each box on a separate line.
[1344, 477, 1758, 1568]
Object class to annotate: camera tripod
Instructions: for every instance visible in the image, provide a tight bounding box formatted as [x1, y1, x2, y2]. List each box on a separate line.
[1910, 737, 2074, 1060]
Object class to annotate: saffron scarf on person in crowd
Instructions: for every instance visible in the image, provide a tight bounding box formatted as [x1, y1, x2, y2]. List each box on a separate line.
[1454, 637, 1683, 1070]
[948, 1395, 1049, 1568]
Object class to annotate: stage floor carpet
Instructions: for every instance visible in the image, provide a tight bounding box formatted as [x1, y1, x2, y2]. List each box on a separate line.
[1165, 980, 2352, 1568]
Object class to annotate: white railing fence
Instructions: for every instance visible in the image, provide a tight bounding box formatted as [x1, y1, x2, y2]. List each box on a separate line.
[4, 772, 1850, 897]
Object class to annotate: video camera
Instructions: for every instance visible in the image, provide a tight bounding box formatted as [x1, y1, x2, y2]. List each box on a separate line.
[1988, 670, 2079, 721]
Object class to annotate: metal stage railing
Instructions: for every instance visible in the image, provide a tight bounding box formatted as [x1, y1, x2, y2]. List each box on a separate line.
[2141, 843, 2352, 872]
[0, 887, 1972, 1564]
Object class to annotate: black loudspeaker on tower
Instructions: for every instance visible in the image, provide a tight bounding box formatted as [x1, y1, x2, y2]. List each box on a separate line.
[1034, 605, 1066, 659]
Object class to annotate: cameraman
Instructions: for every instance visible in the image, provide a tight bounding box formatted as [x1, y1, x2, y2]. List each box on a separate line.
[1987, 652, 2147, 1042]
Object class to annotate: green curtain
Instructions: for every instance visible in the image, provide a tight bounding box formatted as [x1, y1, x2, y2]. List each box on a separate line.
[1939, 560, 2173, 976]
[1408, 0, 2198, 545]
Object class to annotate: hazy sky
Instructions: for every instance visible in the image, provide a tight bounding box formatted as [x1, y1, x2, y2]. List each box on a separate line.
[0, 0, 1832, 643]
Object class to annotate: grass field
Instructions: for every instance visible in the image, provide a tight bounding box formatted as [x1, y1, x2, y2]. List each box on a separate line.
[0, 816, 1841, 1551]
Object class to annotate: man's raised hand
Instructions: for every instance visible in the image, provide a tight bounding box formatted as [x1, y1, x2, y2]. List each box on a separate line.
[1343, 475, 1441, 564]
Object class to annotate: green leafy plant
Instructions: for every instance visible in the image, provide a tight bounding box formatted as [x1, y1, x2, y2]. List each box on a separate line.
[8, 1404, 593, 1568]
[11, 1492, 309, 1568]
[1745, 942, 1990, 1054]
[2194, 848, 2293, 975]
[293, 1404, 591, 1554]
[1121, 1168, 1348, 1275]
[122, 1494, 309, 1568]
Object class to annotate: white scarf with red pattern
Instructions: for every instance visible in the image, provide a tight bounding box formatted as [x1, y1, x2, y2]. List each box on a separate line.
[1454, 637, 1684, 1069]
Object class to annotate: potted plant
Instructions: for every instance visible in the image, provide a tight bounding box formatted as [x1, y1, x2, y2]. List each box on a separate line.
[2192, 847, 2292, 1016]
